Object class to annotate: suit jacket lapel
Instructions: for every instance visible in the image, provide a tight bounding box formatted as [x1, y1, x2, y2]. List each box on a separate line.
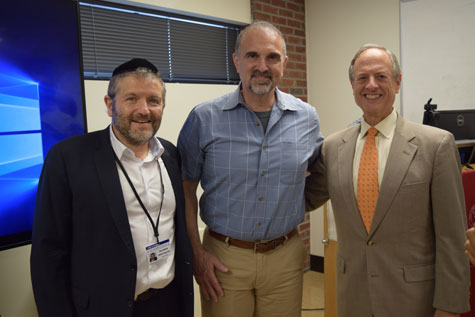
[369, 116, 418, 237]
[159, 140, 180, 198]
[94, 128, 136, 257]
[338, 126, 366, 229]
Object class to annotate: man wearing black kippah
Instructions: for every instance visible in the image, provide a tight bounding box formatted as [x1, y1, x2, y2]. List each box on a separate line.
[30, 58, 193, 317]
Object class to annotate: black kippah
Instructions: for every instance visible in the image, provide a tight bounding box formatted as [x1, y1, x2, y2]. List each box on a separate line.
[112, 58, 158, 77]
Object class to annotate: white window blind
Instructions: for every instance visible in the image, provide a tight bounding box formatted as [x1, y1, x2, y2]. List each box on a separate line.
[79, 1, 240, 84]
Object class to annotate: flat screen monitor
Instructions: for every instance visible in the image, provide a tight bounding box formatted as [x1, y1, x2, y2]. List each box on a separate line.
[423, 109, 475, 141]
[0, 0, 86, 251]
[423, 109, 475, 165]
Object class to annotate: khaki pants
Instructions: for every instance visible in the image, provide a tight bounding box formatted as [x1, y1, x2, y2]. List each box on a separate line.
[201, 229, 306, 317]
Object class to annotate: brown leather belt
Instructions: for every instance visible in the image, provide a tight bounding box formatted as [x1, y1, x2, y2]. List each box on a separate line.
[208, 228, 298, 253]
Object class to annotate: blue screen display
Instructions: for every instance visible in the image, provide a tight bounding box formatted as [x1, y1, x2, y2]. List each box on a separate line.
[0, 0, 85, 250]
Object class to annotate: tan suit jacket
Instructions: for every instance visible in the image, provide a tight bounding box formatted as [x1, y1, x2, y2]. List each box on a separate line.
[306, 115, 470, 316]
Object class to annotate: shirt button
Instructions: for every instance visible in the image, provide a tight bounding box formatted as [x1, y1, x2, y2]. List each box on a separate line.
[261, 172, 265, 176]
[367, 241, 374, 246]
[256, 122, 261, 126]
[258, 196, 263, 201]
[262, 145, 267, 150]
[257, 222, 261, 226]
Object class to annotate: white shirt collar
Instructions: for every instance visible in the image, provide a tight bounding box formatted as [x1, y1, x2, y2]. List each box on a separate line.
[359, 109, 397, 140]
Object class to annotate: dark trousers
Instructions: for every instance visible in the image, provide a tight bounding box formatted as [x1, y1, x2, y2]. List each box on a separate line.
[133, 279, 179, 317]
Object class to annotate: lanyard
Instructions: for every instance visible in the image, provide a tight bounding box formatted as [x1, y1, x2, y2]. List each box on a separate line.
[113, 151, 165, 243]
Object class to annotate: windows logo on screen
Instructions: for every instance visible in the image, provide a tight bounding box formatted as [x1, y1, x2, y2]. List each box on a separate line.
[0, 72, 43, 236]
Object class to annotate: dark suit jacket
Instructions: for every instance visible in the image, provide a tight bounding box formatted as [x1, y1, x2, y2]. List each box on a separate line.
[305, 115, 470, 316]
[30, 127, 193, 317]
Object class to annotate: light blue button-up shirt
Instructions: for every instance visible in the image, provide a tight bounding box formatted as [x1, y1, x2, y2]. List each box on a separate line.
[178, 86, 323, 240]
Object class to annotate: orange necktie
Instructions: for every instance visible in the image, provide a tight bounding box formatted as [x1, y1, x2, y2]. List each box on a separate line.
[357, 127, 379, 232]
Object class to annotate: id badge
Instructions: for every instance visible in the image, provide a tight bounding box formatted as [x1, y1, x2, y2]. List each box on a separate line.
[146, 239, 171, 263]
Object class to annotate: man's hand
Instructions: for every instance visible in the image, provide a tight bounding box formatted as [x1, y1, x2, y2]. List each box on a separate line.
[465, 227, 475, 265]
[193, 248, 228, 303]
[434, 309, 459, 317]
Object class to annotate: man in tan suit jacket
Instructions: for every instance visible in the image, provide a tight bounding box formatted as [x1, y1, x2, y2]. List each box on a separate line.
[305, 44, 470, 316]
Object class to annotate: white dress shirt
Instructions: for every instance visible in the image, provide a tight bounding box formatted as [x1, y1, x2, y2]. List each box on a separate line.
[110, 126, 176, 297]
[353, 109, 397, 197]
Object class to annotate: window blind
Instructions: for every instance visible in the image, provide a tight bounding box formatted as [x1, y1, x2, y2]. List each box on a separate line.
[79, 1, 240, 84]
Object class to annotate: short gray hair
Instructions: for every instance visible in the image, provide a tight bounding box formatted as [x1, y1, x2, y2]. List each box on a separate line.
[107, 67, 166, 104]
[235, 21, 287, 58]
[348, 44, 400, 81]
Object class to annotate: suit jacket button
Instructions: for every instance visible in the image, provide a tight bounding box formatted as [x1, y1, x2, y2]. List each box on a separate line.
[367, 241, 374, 246]
[128, 300, 133, 308]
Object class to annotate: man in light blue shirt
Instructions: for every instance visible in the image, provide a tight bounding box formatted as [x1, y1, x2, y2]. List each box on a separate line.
[178, 21, 323, 317]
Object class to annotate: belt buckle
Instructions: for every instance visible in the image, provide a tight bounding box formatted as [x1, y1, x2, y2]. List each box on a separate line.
[253, 240, 275, 253]
[254, 232, 292, 253]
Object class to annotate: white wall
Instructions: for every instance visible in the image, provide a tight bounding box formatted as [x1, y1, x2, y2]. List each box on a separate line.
[305, 0, 400, 256]
[0, 245, 36, 317]
[106, 0, 251, 24]
[400, 0, 475, 123]
[0, 1, 249, 316]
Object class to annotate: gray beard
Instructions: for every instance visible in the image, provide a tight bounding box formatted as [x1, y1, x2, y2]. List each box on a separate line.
[249, 82, 273, 96]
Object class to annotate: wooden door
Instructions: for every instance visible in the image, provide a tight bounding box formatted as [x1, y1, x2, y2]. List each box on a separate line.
[323, 202, 338, 317]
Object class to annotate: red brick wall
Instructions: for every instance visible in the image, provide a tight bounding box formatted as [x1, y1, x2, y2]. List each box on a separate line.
[250, 0, 311, 269]
[251, 0, 307, 101]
